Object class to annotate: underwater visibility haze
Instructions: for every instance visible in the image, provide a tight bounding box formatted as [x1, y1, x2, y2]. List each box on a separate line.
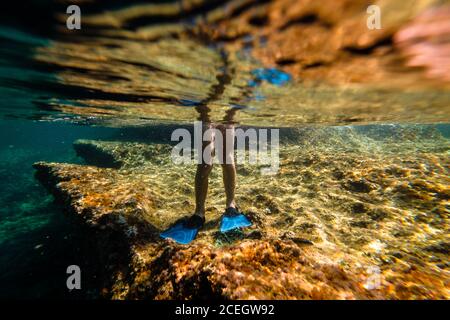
[0, 0, 449, 300]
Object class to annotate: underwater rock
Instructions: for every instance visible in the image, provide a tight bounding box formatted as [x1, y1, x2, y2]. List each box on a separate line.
[74, 139, 172, 168]
[281, 231, 314, 246]
[33, 160, 382, 299]
[424, 242, 450, 255]
[74, 140, 123, 169]
[350, 220, 372, 229]
[351, 202, 367, 214]
[32, 132, 449, 299]
[345, 179, 376, 193]
[127, 240, 391, 300]
[367, 208, 388, 221]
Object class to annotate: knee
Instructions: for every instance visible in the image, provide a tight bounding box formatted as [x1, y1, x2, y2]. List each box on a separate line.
[198, 163, 213, 173]
[221, 163, 235, 170]
[221, 152, 235, 165]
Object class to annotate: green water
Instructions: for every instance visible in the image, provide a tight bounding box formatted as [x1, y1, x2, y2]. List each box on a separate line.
[0, 119, 118, 298]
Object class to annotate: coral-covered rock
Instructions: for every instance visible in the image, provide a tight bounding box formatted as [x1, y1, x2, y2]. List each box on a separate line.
[33, 127, 449, 299]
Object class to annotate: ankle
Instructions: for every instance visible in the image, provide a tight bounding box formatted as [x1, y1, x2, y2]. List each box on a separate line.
[226, 202, 236, 209]
[194, 209, 205, 217]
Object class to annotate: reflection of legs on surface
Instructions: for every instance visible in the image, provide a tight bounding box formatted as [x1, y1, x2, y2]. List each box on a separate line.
[223, 107, 238, 124]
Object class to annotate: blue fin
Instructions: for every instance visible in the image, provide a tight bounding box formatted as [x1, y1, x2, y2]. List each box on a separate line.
[160, 222, 199, 245]
[250, 68, 291, 87]
[220, 213, 252, 233]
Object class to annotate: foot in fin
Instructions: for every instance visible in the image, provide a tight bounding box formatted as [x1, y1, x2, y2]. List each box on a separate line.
[160, 214, 205, 245]
[220, 207, 252, 233]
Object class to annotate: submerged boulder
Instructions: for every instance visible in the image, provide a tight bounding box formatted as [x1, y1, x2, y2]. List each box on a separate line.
[32, 135, 449, 299]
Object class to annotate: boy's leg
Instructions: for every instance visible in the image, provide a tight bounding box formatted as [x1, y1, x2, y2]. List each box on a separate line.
[160, 123, 213, 242]
[194, 124, 215, 218]
[218, 124, 236, 209]
[194, 163, 213, 217]
[222, 163, 236, 209]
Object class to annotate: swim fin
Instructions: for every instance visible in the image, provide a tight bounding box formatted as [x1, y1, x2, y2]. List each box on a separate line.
[220, 207, 252, 233]
[160, 215, 204, 245]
